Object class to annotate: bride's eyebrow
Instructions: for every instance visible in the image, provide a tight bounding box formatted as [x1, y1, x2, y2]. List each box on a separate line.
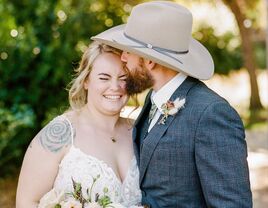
[97, 73, 127, 78]
[98, 73, 111, 77]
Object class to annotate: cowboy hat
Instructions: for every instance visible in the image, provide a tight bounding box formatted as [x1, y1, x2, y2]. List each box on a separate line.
[92, 1, 214, 80]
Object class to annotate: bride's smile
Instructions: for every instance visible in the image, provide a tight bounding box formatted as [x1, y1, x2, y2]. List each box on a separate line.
[83, 52, 128, 116]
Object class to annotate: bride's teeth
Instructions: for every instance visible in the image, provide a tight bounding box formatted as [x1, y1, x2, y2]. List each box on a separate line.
[104, 95, 121, 100]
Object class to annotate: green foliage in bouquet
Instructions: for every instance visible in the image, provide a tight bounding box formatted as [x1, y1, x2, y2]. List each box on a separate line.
[71, 178, 87, 207]
[69, 175, 113, 208]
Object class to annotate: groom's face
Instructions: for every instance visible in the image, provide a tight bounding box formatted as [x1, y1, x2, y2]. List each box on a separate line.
[121, 51, 154, 95]
[121, 52, 141, 72]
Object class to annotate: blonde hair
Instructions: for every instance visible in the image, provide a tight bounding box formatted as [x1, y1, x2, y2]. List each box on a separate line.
[68, 41, 122, 110]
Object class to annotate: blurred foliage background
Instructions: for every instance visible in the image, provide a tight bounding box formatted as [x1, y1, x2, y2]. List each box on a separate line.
[0, 0, 266, 178]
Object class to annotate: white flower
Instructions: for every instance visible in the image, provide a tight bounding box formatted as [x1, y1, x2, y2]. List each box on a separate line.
[106, 203, 125, 208]
[173, 98, 186, 109]
[38, 188, 65, 208]
[168, 108, 179, 115]
[85, 202, 102, 208]
[168, 97, 185, 115]
[60, 199, 82, 208]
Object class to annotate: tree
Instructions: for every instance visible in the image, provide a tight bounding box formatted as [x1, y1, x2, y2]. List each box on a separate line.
[0, 0, 143, 177]
[176, 0, 264, 111]
[222, 0, 263, 111]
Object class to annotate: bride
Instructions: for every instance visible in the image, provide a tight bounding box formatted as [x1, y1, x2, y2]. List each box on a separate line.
[16, 42, 142, 207]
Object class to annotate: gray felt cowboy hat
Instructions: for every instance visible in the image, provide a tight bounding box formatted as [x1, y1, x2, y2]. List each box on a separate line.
[92, 1, 214, 80]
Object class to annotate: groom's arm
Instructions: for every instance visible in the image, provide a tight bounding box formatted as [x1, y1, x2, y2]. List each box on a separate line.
[195, 101, 252, 207]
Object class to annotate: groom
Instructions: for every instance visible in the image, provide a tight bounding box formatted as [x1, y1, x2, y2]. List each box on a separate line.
[93, 1, 252, 207]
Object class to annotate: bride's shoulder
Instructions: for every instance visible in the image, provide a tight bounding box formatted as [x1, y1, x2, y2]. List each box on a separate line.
[34, 113, 75, 153]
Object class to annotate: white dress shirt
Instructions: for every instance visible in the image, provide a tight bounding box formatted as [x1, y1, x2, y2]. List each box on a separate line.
[148, 73, 187, 132]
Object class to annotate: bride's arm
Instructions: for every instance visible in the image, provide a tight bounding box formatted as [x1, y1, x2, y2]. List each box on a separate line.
[16, 116, 72, 208]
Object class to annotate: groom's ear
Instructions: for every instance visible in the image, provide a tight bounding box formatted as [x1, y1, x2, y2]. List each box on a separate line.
[144, 59, 156, 70]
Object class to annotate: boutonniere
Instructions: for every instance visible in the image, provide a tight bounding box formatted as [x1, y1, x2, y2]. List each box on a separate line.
[158, 97, 186, 125]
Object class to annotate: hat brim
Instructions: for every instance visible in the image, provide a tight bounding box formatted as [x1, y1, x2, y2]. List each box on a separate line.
[92, 24, 214, 80]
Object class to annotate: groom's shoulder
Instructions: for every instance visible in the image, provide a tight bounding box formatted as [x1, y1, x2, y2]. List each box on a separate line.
[182, 78, 243, 127]
[186, 78, 229, 107]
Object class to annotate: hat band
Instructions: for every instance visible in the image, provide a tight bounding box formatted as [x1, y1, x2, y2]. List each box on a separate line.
[123, 33, 188, 64]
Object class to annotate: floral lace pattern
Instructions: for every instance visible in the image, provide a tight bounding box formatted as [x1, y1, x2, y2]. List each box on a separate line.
[53, 116, 141, 207]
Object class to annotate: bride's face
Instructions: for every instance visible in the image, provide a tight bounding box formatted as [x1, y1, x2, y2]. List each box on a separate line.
[84, 52, 128, 115]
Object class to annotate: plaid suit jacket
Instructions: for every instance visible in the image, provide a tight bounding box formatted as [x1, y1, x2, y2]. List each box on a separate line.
[133, 77, 252, 208]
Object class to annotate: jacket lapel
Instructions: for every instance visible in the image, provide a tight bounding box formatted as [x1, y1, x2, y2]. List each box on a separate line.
[132, 90, 152, 162]
[139, 77, 199, 183]
[134, 90, 153, 127]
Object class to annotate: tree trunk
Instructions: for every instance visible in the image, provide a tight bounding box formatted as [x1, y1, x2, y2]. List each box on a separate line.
[223, 0, 263, 110]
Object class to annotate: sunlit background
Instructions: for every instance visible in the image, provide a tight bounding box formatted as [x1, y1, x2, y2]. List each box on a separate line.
[0, 0, 267, 207]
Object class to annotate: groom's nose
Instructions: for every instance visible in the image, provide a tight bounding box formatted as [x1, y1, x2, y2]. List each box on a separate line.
[121, 51, 129, 63]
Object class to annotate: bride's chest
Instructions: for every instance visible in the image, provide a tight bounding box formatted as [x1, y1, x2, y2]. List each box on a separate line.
[54, 146, 139, 189]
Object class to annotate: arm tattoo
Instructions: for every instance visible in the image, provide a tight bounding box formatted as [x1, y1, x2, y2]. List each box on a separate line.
[38, 117, 72, 153]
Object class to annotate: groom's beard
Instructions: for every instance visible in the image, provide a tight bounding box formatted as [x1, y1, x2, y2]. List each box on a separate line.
[125, 61, 154, 95]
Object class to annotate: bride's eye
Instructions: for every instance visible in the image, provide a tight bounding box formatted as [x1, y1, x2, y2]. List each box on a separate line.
[98, 73, 111, 81]
[99, 77, 109, 80]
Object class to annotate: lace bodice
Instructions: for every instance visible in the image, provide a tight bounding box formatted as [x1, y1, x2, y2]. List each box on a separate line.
[53, 115, 141, 207]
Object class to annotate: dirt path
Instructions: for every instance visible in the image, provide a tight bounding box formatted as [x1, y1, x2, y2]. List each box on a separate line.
[246, 129, 268, 208]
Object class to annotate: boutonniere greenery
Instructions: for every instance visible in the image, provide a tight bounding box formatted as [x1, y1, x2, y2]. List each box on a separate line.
[158, 97, 186, 125]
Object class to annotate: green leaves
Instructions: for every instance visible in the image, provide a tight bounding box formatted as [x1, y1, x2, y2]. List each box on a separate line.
[98, 195, 112, 207]
[71, 176, 113, 208]
[0, 0, 140, 177]
[0, 103, 35, 175]
[72, 178, 87, 206]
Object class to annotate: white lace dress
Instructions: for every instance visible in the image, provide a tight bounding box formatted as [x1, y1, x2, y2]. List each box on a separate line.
[53, 115, 142, 207]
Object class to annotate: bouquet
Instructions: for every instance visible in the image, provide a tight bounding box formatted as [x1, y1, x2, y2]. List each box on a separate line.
[38, 175, 124, 208]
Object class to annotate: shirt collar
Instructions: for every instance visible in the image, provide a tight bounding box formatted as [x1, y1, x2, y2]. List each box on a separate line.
[151, 73, 187, 111]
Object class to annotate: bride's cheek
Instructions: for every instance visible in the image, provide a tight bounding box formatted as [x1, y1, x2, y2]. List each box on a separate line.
[120, 80, 127, 89]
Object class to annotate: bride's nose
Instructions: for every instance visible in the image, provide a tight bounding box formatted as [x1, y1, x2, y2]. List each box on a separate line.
[110, 79, 124, 91]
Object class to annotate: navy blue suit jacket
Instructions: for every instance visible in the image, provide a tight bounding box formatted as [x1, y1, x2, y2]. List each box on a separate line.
[133, 77, 252, 208]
